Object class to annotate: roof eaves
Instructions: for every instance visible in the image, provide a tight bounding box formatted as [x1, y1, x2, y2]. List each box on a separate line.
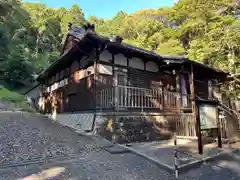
[24, 83, 41, 95]
[187, 60, 228, 76]
[160, 55, 187, 60]
[36, 24, 229, 82]
[158, 55, 228, 76]
[36, 27, 90, 82]
[36, 44, 78, 81]
[86, 32, 162, 59]
[120, 42, 160, 58]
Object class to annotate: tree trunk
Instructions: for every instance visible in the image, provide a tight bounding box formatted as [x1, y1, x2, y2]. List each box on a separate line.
[35, 31, 41, 58]
[36, 36, 39, 58]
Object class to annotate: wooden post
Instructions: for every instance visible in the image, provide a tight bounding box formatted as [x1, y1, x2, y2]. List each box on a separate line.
[196, 104, 203, 154]
[112, 52, 117, 143]
[94, 53, 98, 109]
[173, 133, 179, 179]
[91, 49, 99, 133]
[176, 72, 181, 110]
[216, 106, 222, 148]
[189, 64, 203, 154]
[160, 81, 164, 110]
[208, 80, 213, 99]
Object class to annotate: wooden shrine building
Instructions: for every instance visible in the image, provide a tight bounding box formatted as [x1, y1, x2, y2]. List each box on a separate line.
[26, 23, 228, 143]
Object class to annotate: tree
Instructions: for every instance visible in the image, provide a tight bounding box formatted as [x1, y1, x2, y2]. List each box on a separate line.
[0, 0, 36, 88]
[1, 0, 240, 94]
[56, 4, 86, 43]
[22, 3, 62, 57]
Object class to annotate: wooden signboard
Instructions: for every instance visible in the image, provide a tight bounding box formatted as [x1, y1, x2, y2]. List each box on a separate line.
[196, 99, 221, 154]
[199, 104, 218, 129]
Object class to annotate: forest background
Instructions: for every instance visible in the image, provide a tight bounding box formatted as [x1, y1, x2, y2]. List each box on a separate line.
[0, 0, 240, 101]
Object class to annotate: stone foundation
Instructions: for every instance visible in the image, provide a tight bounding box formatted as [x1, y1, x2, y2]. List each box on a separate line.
[49, 113, 95, 131]
[96, 114, 183, 143]
[48, 112, 192, 144]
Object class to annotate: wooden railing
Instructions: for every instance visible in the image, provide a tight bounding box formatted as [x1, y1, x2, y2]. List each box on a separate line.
[176, 114, 196, 138]
[99, 85, 191, 111]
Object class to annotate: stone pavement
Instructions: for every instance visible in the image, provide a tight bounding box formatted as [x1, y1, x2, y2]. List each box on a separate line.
[1, 112, 240, 179]
[119, 140, 198, 172]
[1, 149, 240, 180]
[119, 139, 240, 173]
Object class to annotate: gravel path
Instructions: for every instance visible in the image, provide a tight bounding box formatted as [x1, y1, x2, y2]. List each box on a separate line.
[1, 152, 240, 180]
[0, 112, 101, 165]
[1, 112, 240, 180]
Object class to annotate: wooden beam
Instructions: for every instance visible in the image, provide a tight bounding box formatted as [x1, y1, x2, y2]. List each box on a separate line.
[189, 64, 203, 154]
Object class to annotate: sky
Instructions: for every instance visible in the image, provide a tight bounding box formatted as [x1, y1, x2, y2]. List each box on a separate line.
[23, 0, 177, 19]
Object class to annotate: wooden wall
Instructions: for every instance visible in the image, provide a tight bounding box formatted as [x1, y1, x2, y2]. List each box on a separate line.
[194, 73, 213, 99]
[43, 74, 95, 114]
[195, 80, 209, 99]
[40, 48, 219, 114]
[128, 68, 176, 90]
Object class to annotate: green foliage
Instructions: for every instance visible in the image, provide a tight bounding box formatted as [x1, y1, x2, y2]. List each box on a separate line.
[0, 1, 85, 89]
[0, 87, 33, 111]
[1, 0, 240, 98]
[56, 4, 86, 43]
[0, 87, 24, 103]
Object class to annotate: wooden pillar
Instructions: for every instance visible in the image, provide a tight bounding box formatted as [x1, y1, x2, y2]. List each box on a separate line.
[216, 106, 222, 148]
[111, 52, 118, 143]
[112, 53, 116, 111]
[94, 49, 99, 110]
[196, 104, 203, 154]
[90, 49, 99, 133]
[160, 81, 164, 110]
[176, 73, 181, 92]
[176, 71, 181, 110]
[208, 80, 213, 99]
[126, 56, 130, 86]
[189, 64, 203, 154]
[213, 79, 222, 102]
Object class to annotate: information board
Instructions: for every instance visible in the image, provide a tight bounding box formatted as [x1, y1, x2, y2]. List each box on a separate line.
[199, 104, 218, 129]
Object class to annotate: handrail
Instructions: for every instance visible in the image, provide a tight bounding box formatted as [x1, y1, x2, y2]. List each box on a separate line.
[99, 85, 191, 110]
[219, 103, 237, 113]
[195, 94, 239, 117]
[218, 103, 240, 118]
[195, 95, 240, 118]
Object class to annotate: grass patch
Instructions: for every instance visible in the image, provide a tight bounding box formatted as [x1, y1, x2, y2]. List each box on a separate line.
[0, 87, 34, 112]
[0, 88, 25, 102]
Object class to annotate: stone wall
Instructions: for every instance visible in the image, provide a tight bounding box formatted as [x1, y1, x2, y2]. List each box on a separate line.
[49, 113, 95, 131]
[96, 114, 183, 144]
[47, 112, 193, 144]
